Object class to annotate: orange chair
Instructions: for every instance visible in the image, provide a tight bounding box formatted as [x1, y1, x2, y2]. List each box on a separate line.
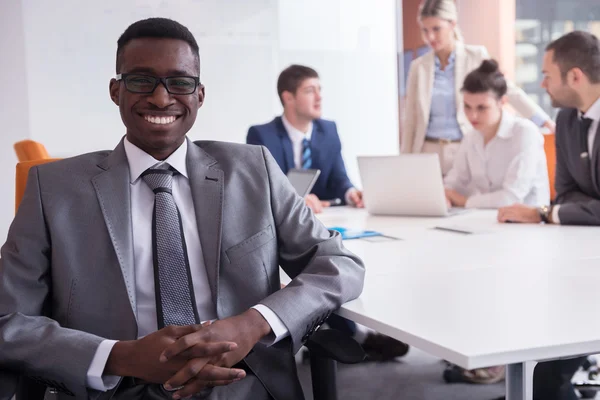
[15, 159, 60, 213]
[13, 140, 50, 162]
[544, 133, 557, 202]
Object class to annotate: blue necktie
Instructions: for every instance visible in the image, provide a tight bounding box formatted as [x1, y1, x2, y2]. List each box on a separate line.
[142, 165, 200, 328]
[302, 138, 312, 169]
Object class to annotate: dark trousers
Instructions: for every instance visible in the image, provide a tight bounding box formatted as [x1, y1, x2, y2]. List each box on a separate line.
[533, 356, 588, 400]
[111, 378, 213, 399]
[326, 314, 357, 336]
[111, 361, 273, 400]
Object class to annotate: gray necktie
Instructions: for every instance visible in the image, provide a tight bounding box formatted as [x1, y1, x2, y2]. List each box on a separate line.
[142, 166, 199, 328]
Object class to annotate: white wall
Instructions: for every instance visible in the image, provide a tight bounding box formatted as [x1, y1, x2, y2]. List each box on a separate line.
[0, 0, 399, 240]
[278, 0, 399, 185]
[0, 1, 29, 242]
[20, 0, 281, 154]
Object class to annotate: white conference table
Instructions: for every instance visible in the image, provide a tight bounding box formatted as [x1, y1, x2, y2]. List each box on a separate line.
[313, 207, 600, 400]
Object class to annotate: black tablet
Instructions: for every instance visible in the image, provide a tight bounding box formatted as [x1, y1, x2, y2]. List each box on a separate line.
[286, 168, 321, 197]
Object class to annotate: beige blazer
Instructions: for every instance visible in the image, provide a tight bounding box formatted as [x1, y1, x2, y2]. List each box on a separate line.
[401, 42, 549, 153]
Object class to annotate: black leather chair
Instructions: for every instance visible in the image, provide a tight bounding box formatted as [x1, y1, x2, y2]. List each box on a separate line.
[573, 356, 599, 398]
[305, 328, 366, 400]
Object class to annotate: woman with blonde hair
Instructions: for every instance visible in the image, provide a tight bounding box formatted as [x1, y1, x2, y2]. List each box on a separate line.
[401, 0, 555, 175]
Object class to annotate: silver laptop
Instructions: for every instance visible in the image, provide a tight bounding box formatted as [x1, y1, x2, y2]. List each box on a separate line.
[357, 154, 465, 217]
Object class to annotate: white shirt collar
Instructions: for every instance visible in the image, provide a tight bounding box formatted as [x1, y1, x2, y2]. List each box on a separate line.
[495, 111, 516, 139]
[281, 114, 312, 142]
[123, 137, 189, 183]
[473, 111, 515, 143]
[582, 95, 600, 122]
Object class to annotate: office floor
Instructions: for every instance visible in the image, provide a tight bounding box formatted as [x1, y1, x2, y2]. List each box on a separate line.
[296, 347, 600, 400]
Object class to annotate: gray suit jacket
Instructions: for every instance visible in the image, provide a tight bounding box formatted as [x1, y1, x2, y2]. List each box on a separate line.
[0, 139, 365, 399]
[554, 108, 600, 225]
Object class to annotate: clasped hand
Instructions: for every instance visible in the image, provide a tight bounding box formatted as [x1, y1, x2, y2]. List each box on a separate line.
[116, 309, 270, 399]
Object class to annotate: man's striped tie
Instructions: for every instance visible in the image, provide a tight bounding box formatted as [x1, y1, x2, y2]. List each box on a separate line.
[302, 138, 312, 169]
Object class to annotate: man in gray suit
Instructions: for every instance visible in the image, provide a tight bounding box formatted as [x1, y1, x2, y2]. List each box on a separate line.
[497, 31, 600, 400]
[0, 18, 365, 400]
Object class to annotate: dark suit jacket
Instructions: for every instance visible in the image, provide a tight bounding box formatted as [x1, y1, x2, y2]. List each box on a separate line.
[0, 138, 365, 399]
[247, 117, 354, 203]
[554, 108, 600, 225]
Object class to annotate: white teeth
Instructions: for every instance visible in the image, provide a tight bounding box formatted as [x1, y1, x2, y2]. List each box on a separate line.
[143, 115, 177, 125]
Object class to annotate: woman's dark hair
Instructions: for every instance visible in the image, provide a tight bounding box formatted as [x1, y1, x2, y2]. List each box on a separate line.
[461, 59, 507, 98]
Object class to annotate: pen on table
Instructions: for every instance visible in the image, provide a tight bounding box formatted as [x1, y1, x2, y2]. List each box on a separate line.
[323, 198, 342, 206]
[433, 226, 472, 235]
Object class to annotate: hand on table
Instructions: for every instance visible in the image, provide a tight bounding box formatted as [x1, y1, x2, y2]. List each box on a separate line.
[497, 204, 541, 224]
[444, 189, 467, 207]
[347, 188, 364, 208]
[305, 194, 330, 213]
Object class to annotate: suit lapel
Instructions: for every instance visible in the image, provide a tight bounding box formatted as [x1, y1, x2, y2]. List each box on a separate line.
[591, 122, 600, 192]
[275, 117, 295, 171]
[187, 140, 224, 310]
[310, 122, 324, 169]
[92, 140, 137, 315]
[454, 42, 466, 110]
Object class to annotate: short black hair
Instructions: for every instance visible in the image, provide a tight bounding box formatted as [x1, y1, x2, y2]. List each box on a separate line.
[461, 59, 507, 98]
[277, 65, 319, 106]
[546, 31, 600, 83]
[116, 18, 200, 74]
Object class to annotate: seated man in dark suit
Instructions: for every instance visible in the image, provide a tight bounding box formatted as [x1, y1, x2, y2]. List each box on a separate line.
[247, 64, 363, 214]
[498, 31, 600, 400]
[247, 64, 409, 361]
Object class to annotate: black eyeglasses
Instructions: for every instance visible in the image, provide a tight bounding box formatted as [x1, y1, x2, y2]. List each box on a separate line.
[115, 73, 201, 95]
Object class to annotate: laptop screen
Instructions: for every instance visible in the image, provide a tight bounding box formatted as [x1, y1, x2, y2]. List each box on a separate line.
[287, 168, 321, 197]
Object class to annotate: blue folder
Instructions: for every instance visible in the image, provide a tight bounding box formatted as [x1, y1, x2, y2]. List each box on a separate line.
[328, 226, 383, 240]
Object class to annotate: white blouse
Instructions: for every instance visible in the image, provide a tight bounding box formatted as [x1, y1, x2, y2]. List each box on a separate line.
[444, 112, 550, 209]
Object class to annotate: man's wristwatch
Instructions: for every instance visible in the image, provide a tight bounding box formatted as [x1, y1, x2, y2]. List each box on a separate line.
[538, 205, 552, 223]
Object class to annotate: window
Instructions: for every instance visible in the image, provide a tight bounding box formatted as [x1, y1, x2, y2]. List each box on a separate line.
[515, 0, 600, 117]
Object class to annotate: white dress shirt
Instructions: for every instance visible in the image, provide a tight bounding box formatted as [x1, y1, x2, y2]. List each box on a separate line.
[281, 114, 356, 204]
[552, 96, 600, 223]
[86, 138, 288, 391]
[444, 112, 550, 208]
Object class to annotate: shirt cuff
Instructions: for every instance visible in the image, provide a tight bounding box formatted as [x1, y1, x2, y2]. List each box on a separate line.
[464, 196, 477, 209]
[530, 112, 547, 128]
[551, 205, 561, 224]
[86, 340, 121, 391]
[251, 304, 290, 346]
